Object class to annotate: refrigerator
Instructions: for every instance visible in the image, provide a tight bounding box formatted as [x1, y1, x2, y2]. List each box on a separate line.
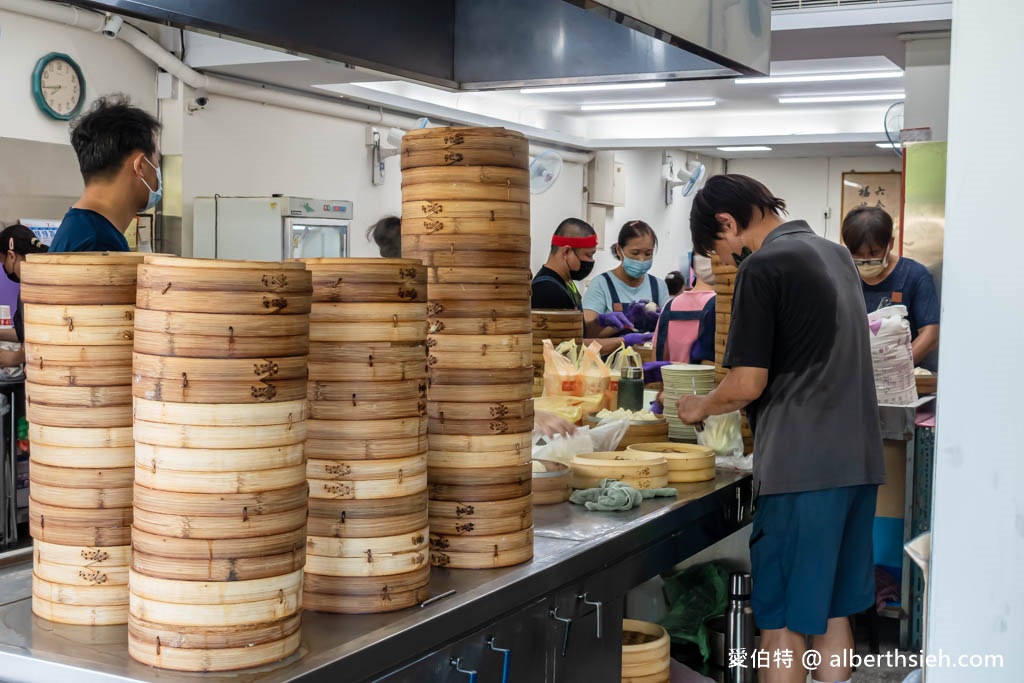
[193, 196, 352, 261]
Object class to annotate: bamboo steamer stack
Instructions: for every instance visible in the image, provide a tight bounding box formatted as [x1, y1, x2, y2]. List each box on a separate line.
[129, 256, 310, 672]
[22, 252, 145, 626]
[622, 619, 671, 683]
[711, 256, 753, 455]
[401, 126, 535, 570]
[300, 258, 430, 614]
[531, 309, 584, 396]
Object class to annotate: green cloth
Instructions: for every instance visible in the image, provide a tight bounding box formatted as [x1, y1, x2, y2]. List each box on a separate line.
[569, 478, 677, 511]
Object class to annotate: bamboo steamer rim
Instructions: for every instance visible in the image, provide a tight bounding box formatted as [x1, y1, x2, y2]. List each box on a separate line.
[625, 442, 713, 458]
[133, 463, 308, 495]
[572, 474, 669, 491]
[572, 451, 669, 467]
[623, 618, 671, 652]
[25, 343, 132, 365]
[308, 472, 428, 500]
[306, 526, 429, 559]
[532, 488, 571, 506]
[132, 309, 310, 335]
[25, 365, 132, 389]
[302, 584, 430, 615]
[401, 165, 530, 186]
[428, 479, 532, 503]
[132, 482, 308, 518]
[130, 525, 306, 560]
[403, 125, 525, 141]
[26, 402, 132, 428]
[32, 573, 129, 607]
[429, 526, 533, 553]
[428, 493, 533, 519]
[33, 594, 129, 626]
[133, 376, 309, 405]
[429, 510, 533, 536]
[307, 454, 427, 479]
[34, 540, 130, 567]
[130, 547, 305, 583]
[29, 481, 133, 509]
[132, 397, 310, 426]
[133, 419, 307, 449]
[131, 505, 307, 540]
[307, 490, 428, 519]
[128, 612, 301, 652]
[428, 461, 532, 484]
[29, 496, 133, 524]
[144, 255, 306, 270]
[532, 459, 571, 478]
[34, 557, 129, 586]
[430, 543, 533, 569]
[306, 435, 428, 461]
[21, 283, 137, 305]
[134, 442, 305, 473]
[26, 382, 133, 407]
[426, 448, 530, 469]
[667, 467, 716, 483]
[308, 416, 426, 439]
[427, 432, 533, 452]
[307, 511, 428, 540]
[304, 548, 429, 577]
[23, 304, 135, 326]
[26, 252, 146, 265]
[127, 630, 301, 672]
[300, 257, 423, 267]
[128, 568, 302, 605]
[30, 443, 133, 469]
[29, 461, 134, 488]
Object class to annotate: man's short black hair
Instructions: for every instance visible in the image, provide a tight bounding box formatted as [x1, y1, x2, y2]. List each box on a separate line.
[70, 95, 162, 184]
[841, 207, 893, 253]
[549, 217, 596, 255]
[664, 270, 686, 296]
[367, 216, 402, 258]
[689, 174, 787, 256]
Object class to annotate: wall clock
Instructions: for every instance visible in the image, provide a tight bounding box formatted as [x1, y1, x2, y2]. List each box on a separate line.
[32, 52, 86, 121]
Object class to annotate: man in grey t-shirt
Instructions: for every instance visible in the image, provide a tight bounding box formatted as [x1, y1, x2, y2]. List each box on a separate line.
[678, 175, 884, 683]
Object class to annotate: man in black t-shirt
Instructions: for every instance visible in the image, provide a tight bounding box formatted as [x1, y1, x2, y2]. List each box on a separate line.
[677, 175, 884, 683]
[531, 218, 598, 311]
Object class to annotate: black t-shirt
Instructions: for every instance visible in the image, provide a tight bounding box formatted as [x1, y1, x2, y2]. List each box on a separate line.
[531, 266, 580, 310]
[724, 220, 885, 496]
[13, 295, 23, 344]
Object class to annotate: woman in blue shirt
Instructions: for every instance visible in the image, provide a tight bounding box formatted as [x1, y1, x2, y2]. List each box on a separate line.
[582, 220, 668, 339]
[842, 207, 940, 369]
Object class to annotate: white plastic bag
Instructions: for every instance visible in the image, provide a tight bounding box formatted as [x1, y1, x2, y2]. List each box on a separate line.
[867, 305, 918, 405]
[532, 419, 631, 467]
[696, 411, 743, 458]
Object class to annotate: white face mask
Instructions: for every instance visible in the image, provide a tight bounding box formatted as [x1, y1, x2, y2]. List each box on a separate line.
[855, 251, 888, 279]
[139, 157, 162, 210]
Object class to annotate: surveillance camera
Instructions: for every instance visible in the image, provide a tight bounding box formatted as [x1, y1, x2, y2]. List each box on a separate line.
[191, 89, 210, 110]
[100, 14, 123, 38]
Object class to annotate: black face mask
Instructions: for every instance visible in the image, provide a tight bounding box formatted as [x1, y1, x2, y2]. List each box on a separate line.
[569, 254, 595, 281]
[732, 247, 753, 266]
[6, 271, 18, 283]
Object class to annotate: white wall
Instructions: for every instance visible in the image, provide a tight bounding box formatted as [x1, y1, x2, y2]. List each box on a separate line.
[926, 1, 1022, 679]
[529, 163, 586, 274]
[904, 37, 951, 142]
[0, 139, 81, 225]
[725, 156, 902, 241]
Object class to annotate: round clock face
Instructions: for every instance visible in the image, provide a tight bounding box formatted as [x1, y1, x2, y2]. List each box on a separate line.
[37, 55, 83, 119]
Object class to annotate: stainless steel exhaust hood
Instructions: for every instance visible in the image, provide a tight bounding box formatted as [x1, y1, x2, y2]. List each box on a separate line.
[71, 0, 770, 88]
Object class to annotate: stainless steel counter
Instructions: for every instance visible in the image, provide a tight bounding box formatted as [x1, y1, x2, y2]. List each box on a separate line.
[0, 470, 751, 683]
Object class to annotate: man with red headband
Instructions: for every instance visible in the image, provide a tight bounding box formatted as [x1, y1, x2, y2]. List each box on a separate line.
[532, 218, 599, 310]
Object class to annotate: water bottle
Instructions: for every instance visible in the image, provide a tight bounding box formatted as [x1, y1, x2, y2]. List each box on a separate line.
[617, 366, 644, 412]
[725, 572, 755, 683]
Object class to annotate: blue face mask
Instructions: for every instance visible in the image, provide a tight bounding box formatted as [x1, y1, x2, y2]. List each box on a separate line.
[141, 157, 163, 211]
[622, 256, 653, 279]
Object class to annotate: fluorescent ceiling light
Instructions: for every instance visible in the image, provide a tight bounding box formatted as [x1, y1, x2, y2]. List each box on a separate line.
[876, 142, 901, 148]
[736, 71, 902, 85]
[520, 82, 666, 95]
[717, 146, 772, 152]
[580, 100, 717, 112]
[779, 92, 904, 104]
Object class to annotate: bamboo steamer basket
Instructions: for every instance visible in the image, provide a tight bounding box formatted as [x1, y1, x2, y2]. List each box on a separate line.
[407, 232, 532, 254]
[29, 497, 132, 527]
[132, 483, 307, 517]
[306, 455, 426, 482]
[310, 320, 426, 344]
[305, 281, 426, 304]
[427, 399, 533, 421]
[401, 200, 530, 222]
[626, 443, 716, 476]
[664, 467, 716, 483]
[428, 333, 531, 353]
[25, 383, 131, 407]
[429, 494, 532, 519]
[309, 399, 425, 421]
[431, 367, 534, 385]
[425, 266, 531, 285]
[29, 462, 133, 488]
[35, 557, 128, 586]
[402, 216, 531, 237]
[133, 419, 306, 449]
[33, 593, 128, 626]
[307, 340, 425, 364]
[532, 460, 572, 505]
[21, 253, 144, 286]
[401, 182, 530, 204]
[571, 452, 670, 490]
[131, 547, 305, 583]
[427, 448, 530, 469]
[27, 401, 131, 428]
[25, 343, 132, 367]
[307, 510, 428, 540]
[428, 479, 532, 503]
[133, 375, 307, 404]
[307, 471, 428, 500]
[303, 257, 425, 285]
[34, 539, 130, 567]
[132, 506, 307, 540]
[136, 289, 312, 315]
[133, 309, 309, 337]
[309, 302, 426, 324]
[428, 317, 531, 335]
[401, 144, 528, 170]
[304, 548, 428, 578]
[622, 619, 671, 680]
[429, 462, 531, 487]
[29, 518, 130, 547]
[417, 250, 531, 269]
[32, 573, 128, 607]
[23, 321, 134, 346]
[428, 299, 531, 319]
[129, 569, 302, 605]
[132, 330, 309, 358]
[308, 360, 427, 383]
[584, 416, 669, 451]
[402, 165, 528, 188]
[425, 284, 532, 303]
[428, 351, 531, 371]
[22, 284, 136, 305]
[306, 526, 428, 558]
[428, 432, 532, 453]
[304, 579, 430, 614]
[133, 398, 309, 426]
[309, 379, 426, 402]
[135, 443, 304, 473]
[429, 526, 532, 553]
[532, 310, 584, 330]
[402, 125, 525, 148]
[427, 416, 534, 436]
[429, 508, 533, 537]
[137, 265, 311, 294]
[129, 587, 301, 627]
[308, 416, 426, 441]
[430, 544, 533, 569]
[131, 525, 306, 561]
[29, 482, 132, 509]
[30, 424, 133, 448]
[306, 435, 428, 461]
[427, 382, 533, 403]
[129, 612, 301, 650]
[134, 463, 307, 495]
[128, 629, 301, 672]
[26, 363, 132, 387]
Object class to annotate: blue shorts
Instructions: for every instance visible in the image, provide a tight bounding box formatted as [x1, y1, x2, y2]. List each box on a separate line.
[749, 484, 878, 635]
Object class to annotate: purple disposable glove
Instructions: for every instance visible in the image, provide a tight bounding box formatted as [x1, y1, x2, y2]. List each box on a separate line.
[623, 331, 653, 347]
[624, 301, 650, 329]
[642, 360, 672, 384]
[597, 311, 634, 331]
[649, 400, 664, 415]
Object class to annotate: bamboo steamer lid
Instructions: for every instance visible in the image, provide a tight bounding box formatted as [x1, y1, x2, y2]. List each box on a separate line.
[133, 419, 306, 449]
[429, 527, 532, 554]
[34, 539, 130, 567]
[132, 482, 307, 517]
[427, 448, 530, 469]
[430, 543, 533, 569]
[401, 199, 530, 221]
[27, 401, 131, 428]
[428, 493, 533, 520]
[307, 340, 425, 364]
[29, 481, 133, 509]
[427, 382, 534, 403]
[136, 289, 312, 315]
[27, 252, 146, 266]
[137, 263, 311, 293]
[134, 463, 307, 495]
[133, 309, 310, 337]
[22, 284, 136, 305]
[429, 509, 533, 537]
[30, 462, 133, 488]
[131, 525, 306, 560]
[129, 568, 302, 605]
[308, 416, 426, 440]
[303, 577, 430, 614]
[428, 432, 532, 453]
[401, 165, 530, 186]
[302, 258, 425, 284]
[25, 343, 132, 366]
[26, 363, 131, 388]
[427, 416, 534, 436]
[306, 281, 426, 304]
[405, 233, 532, 254]
[129, 612, 301, 651]
[402, 181, 529, 204]
[428, 462, 531, 487]
[306, 435, 428, 461]
[401, 216, 530, 236]
[427, 399, 533, 421]
[132, 505, 307, 540]
[23, 321, 134, 346]
[35, 557, 128, 586]
[133, 397, 309, 426]
[33, 594, 128, 626]
[133, 375, 307, 404]
[131, 547, 305, 583]
[308, 471, 428, 500]
[304, 548, 428, 578]
[306, 527, 428, 559]
[428, 317, 531, 335]
[425, 266, 531, 285]
[30, 424, 133, 448]
[416, 250, 530, 269]
[428, 479, 532, 503]
[128, 585, 301, 626]
[132, 330, 310, 359]
[306, 510, 428, 540]
[306, 455, 426, 482]
[134, 443, 304, 473]
[127, 629, 301, 672]
[32, 573, 128, 607]
[428, 299, 531, 319]
[309, 302, 426, 324]
[309, 320, 427, 344]
[401, 143, 528, 170]
[26, 383, 131, 407]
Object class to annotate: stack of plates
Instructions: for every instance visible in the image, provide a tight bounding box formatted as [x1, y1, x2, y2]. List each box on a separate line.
[661, 364, 716, 442]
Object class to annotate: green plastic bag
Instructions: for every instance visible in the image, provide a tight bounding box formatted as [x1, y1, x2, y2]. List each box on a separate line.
[659, 562, 729, 660]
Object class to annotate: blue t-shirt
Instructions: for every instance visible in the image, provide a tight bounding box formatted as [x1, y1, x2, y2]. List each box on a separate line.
[49, 208, 130, 253]
[581, 270, 669, 315]
[861, 257, 940, 337]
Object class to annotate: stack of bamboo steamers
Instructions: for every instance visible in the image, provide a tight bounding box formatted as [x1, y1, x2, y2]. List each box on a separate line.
[401, 126, 535, 569]
[711, 255, 753, 455]
[129, 256, 311, 671]
[23, 252, 144, 627]
[301, 258, 431, 613]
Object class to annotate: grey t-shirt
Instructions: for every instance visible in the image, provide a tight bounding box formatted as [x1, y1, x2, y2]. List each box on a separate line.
[723, 220, 885, 496]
